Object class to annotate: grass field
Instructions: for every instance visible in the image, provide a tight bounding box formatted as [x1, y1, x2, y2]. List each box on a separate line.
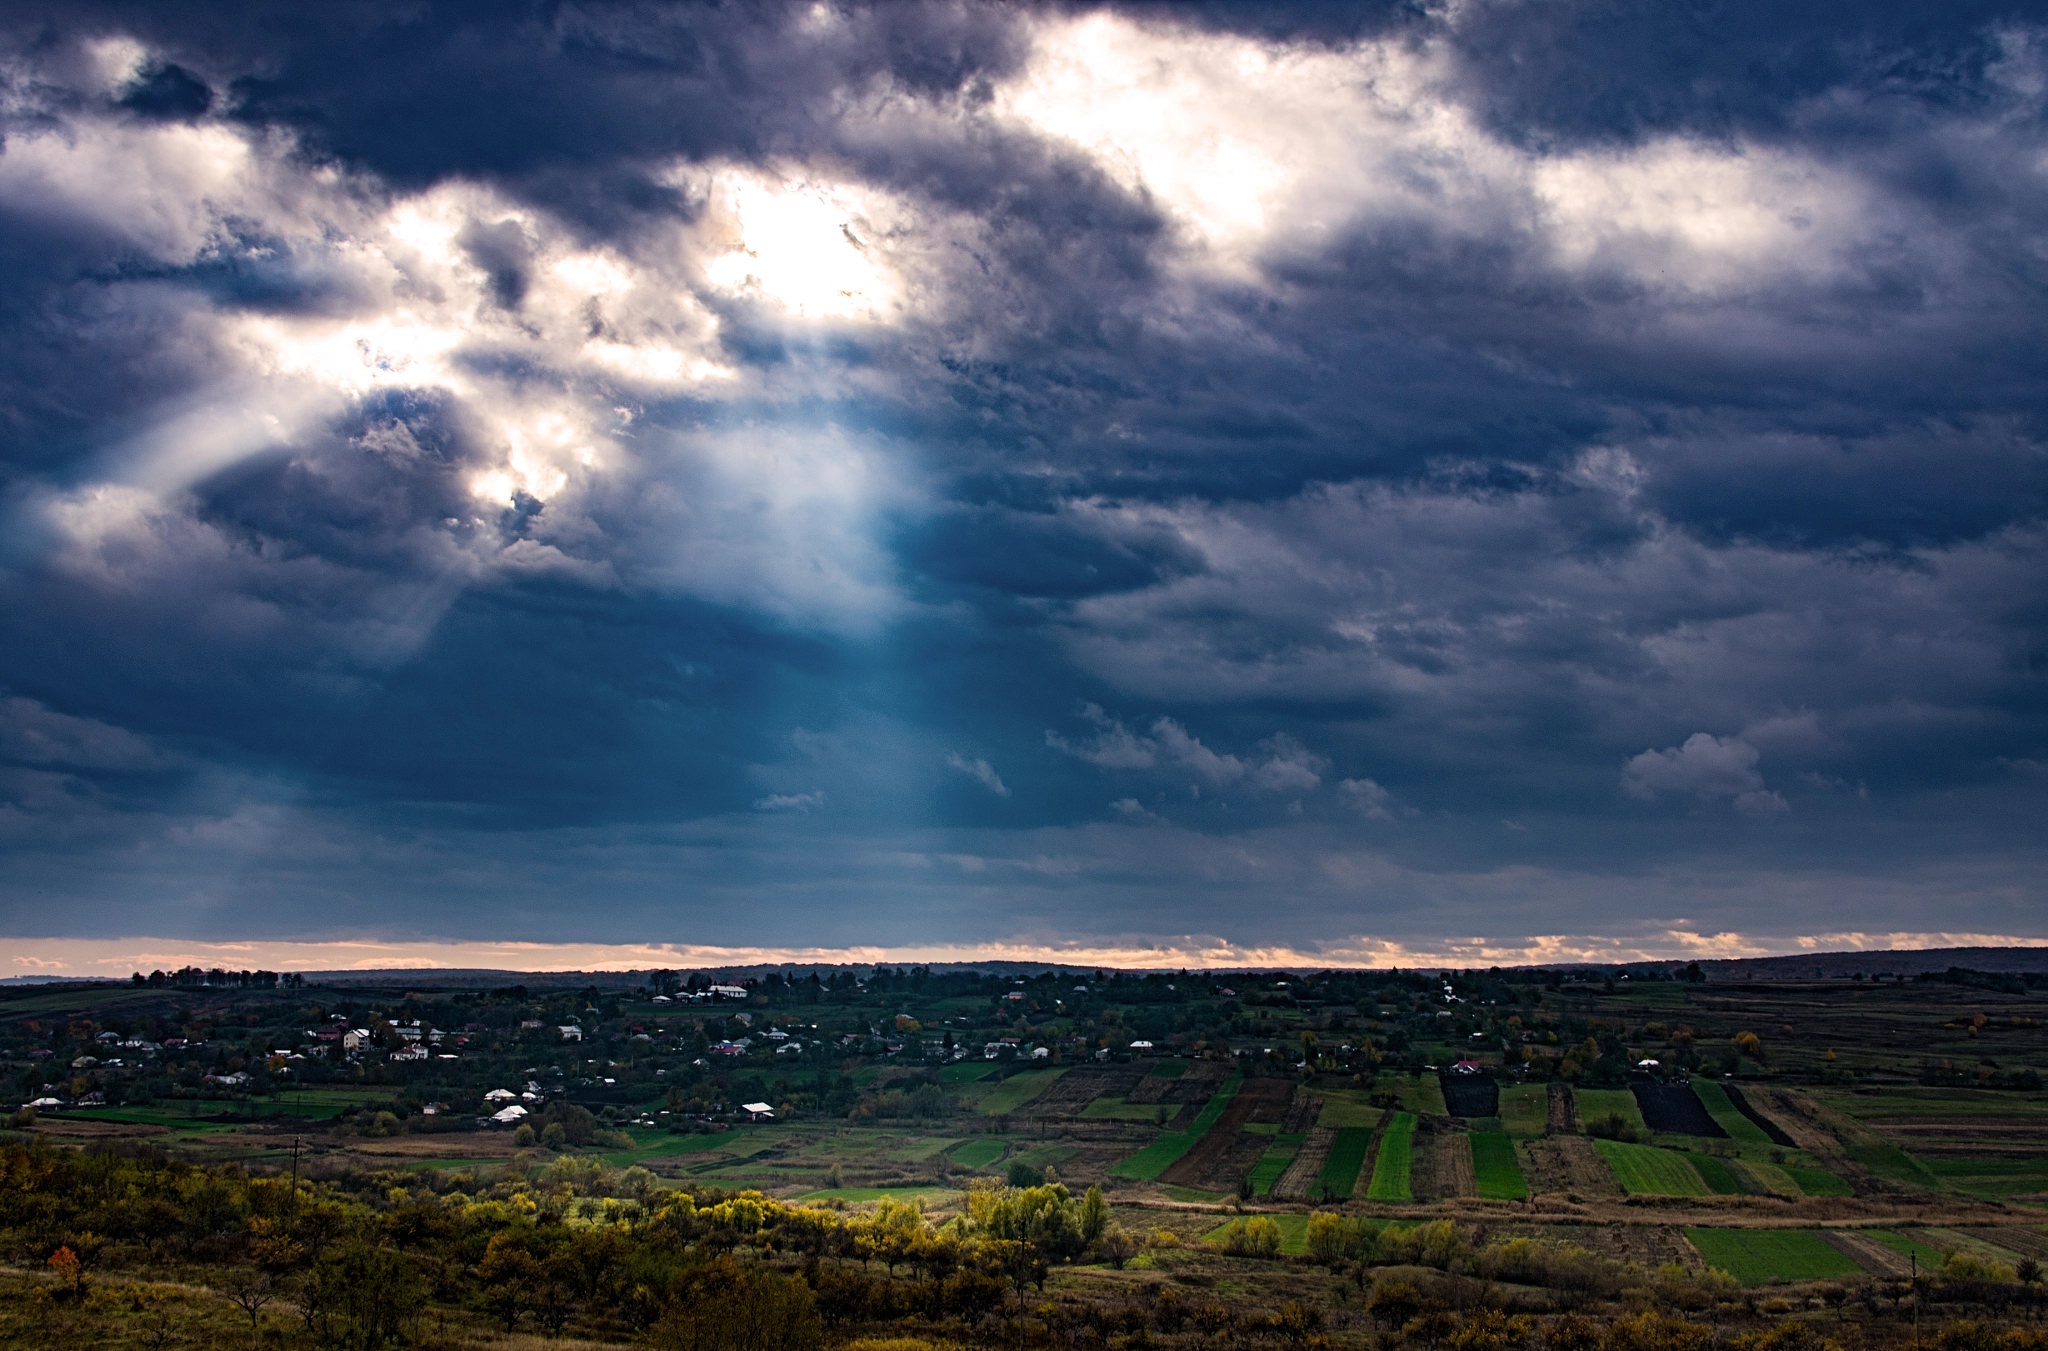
[1868, 1230, 1948, 1270]
[948, 1138, 1006, 1169]
[1318, 1126, 1375, 1200]
[1149, 1059, 1191, 1079]
[1685, 1228, 1866, 1286]
[1923, 1157, 2048, 1200]
[1574, 1089, 1650, 1137]
[1687, 1153, 1746, 1195]
[597, 1128, 762, 1168]
[1470, 1131, 1528, 1200]
[1365, 1113, 1415, 1200]
[1785, 1165, 1855, 1197]
[1248, 1133, 1305, 1196]
[1846, 1139, 1943, 1190]
[1080, 1096, 1171, 1120]
[1109, 1074, 1242, 1180]
[1499, 1085, 1549, 1137]
[1008, 1143, 1081, 1174]
[1380, 1073, 1449, 1117]
[796, 1186, 962, 1207]
[1594, 1140, 1708, 1196]
[1691, 1081, 1774, 1145]
[1317, 1090, 1384, 1129]
[1201, 1212, 1312, 1256]
[975, 1069, 1068, 1116]
[938, 1062, 1000, 1083]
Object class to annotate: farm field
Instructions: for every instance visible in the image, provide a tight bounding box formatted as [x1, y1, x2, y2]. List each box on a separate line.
[948, 1137, 1005, 1169]
[972, 1069, 1068, 1115]
[1247, 1133, 1304, 1196]
[1691, 1080, 1774, 1145]
[1499, 1084, 1549, 1136]
[1868, 1230, 1949, 1269]
[1785, 1164, 1854, 1196]
[1108, 1074, 1241, 1180]
[1318, 1126, 1375, 1200]
[1365, 1113, 1415, 1200]
[1316, 1089, 1383, 1129]
[1201, 1212, 1313, 1255]
[1594, 1139, 1708, 1196]
[1081, 1096, 1168, 1120]
[1574, 1089, 1649, 1137]
[1470, 1131, 1528, 1199]
[1684, 1228, 1867, 1285]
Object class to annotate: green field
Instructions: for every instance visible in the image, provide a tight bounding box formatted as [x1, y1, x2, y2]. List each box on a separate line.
[1317, 1090, 1384, 1129]
[939, 1062, 1000, 1083]
[976, 1069, 1067, 1116]
[1923, 1157, 2048, 1200]
[1868, 1231, 1949, 1270]
[1574, 1089, 1650, 1137]
[1595, 1140, 1708, 1196]
[1365, 1113, 1415, 1200]
[1470, 1131, 1529, 1200]
[1684, 1228, 1866, 1286]
[1109, 1074, 1242, 1180]
[1687, 1153, 1747, 1195]
[1149, 1058, 1191, 1079]
[1007, 1143, 1081, 1174]
[948, 1138, 1006, 1169]
[1313, 1126, 1371, 1200]
[1081, 1096, 1171, 1120]
[1690, 1081, 1775, 1146]
[596, 1128, 763, 1168]
[1248, 1133, 1304, 1196]
[1846, 1139, 1943, 1190]
[1380, 1073, 1449, 1117]
[1201, 1212, 1312, 1256]
[796, 1186, 962, 1207]
[1785, 1165, 1854, 1197]
[1499, 1085, 1549, 1137]
[889, 1136, 961, 1162]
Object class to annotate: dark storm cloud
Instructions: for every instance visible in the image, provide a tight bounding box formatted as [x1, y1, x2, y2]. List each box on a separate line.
[0, 0, 2042, 960]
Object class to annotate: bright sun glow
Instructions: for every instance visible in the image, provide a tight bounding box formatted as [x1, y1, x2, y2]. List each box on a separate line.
[703, 174, 896, 319]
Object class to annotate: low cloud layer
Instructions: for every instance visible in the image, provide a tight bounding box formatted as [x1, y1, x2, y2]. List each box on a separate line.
[0, 1, 2042, 958]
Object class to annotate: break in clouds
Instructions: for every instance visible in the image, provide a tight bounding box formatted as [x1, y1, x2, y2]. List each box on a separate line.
[0, 1, 2043, 964]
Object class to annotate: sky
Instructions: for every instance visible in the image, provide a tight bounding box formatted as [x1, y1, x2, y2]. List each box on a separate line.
[0, 0, 2044, 976]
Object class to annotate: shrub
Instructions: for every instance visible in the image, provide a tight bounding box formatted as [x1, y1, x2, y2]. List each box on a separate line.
[512, 1124, 535, 1147]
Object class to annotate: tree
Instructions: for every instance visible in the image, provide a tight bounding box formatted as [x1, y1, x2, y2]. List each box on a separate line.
[1367, 1281, 1425, 1329]
[1733, 1031, 1763, 1062]
[222, 1269, 277, 1332]
[1306, 1211, 1357, 1267]
[653, 1257, 822, 1351]
[305, 1242, 427, 1350]
[1100, 1226, 1138, 1270]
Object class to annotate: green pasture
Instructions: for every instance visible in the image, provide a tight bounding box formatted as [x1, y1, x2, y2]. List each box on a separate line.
[1007, 1143, 1080, 1174]
[1684, 1228, 1866, 1286]
[948, 1138, 1006, 1169]
[1319, 1126, 1375, 1200]
[1690, 1081, 1774, 1146]
[796, 1186, 962, 1207]
[1733, 1158, 1802, 1197]
[1574, 1089, 1649, 1137]
[1160, 1184, 1228, 1204]
[1365, 1114, 1415, 1200]
[1785, 1165, 1854, 1197]
[976, 1069, 1068, 1116]
[1379, 1073, 1448, 1117]
[1687, 1153, 1746, 1195]
[597, 1128, 763, 1168]
[1247, 1134, 1304, 1197]
[939, 1062, 1000, 1084]
[1201, 1212, 1312, 1256]
[1317, 1090, 1383, 1130]
[888, 1137, 961, 1162]
[1498, 1085, 1549, 1137]
[1924, 1157, 2048, 1201]
[1846, 1140, 1943, 1190]
[1110, 1074, 1242, 1180]
[1081, 1097, 1169, 1121]
[1470, 1131, 1528, 1200]
[1149, 1059, 1191, 1079]
[1594, 1140, 1707, 1196]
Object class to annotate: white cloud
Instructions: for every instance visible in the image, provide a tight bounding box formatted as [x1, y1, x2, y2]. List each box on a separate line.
[945, 752, 1010, 797]
[753, 791, 825, 812]
[1250, 734, 1327, 794]
[1338, 778, 1393, 820]
[0, 698, 165, 771]
[1623, 733, 1786, 814]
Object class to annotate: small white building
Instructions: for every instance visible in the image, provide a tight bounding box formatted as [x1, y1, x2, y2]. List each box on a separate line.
[740, 1101, 775, 1120]
[491, 1105, 528, 1124]
[484, 1088, 516, 1102]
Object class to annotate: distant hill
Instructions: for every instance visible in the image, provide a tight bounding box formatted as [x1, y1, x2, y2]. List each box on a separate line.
[1687, 946, 2048, 981]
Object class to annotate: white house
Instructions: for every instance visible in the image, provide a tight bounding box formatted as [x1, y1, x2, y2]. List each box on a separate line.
[739, 1101, 774, 1120]
[491, 1105, 528, 1124]
[558, 1026, 582, 1041]
[341, 1029, 371, 1051]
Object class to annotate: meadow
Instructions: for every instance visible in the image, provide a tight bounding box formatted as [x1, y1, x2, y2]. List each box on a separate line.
[1684, 1228, 1866, 1285]
[1470, 1131, 1529, 1199]
[1592, 1139, 1708, 1196]
[1365, 1113, 1415, 1200]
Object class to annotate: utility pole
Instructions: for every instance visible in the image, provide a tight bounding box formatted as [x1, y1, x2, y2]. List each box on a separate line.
[288, 1135, 301, 1235]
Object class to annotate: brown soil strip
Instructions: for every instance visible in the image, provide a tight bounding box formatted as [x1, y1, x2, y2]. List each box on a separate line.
[1274, 1127, 1336, 1200]
[1552, 1136, 1625, 1198]
[1158, 1077, 1289, 1188]
[1280, 1093, 1320, 1134]
[1821, 1230, 1912, 1276]
[1549, 1083, 1577, 1134]
[1959, 1227, 2048, 1261]
[1409, 1129, 1441, 1203]
[1436, 1131, 1476, 1199]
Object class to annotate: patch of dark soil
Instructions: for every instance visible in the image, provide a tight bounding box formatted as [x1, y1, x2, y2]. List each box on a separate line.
[1439, 1074, 1499, 1119]
[1629, 1078, 1726, 1137]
